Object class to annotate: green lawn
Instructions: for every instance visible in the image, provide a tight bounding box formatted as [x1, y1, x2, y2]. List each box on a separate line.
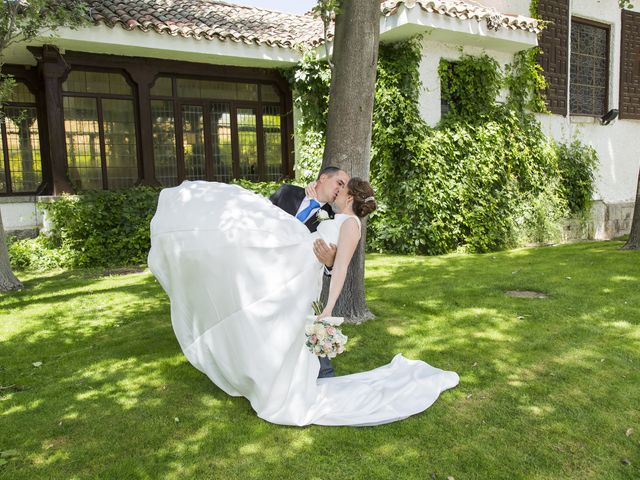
[1, 241, 639, 479]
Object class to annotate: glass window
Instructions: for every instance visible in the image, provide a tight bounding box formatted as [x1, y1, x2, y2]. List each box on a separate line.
[149, 75, 287, 183]
[151, 100, 178, 186]
[64, 96, 103, 191]
[260, 84, 281, 103]
[0, 81, 43, 194]
[63, 70, 133, 96]
[211, 104, 232, 181]
[570, 20, 609, 116]
[102, 99, 138, 189]
[150, 76, 173, 97]
[182, 105, 206, 180]
[62, 70, 138, 190]
[237, 108, 258, 180]
[262, 105, 282, 181]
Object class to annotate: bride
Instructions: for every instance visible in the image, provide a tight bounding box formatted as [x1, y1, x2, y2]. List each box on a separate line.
[148, 177, 459, 426]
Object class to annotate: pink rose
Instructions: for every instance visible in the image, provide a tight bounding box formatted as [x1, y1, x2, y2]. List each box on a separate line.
[310, 334, 317, 344]
[325, 326, 336, 336]
[323, 341, 332, 352]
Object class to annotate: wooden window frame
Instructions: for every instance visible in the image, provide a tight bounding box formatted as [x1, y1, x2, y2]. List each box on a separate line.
[619, 9, 640, 120]
[569, 17, 611, 117]
[150, 74, 287, 184]
[61, 67, 142, 190]
[0, 80, 45, 195]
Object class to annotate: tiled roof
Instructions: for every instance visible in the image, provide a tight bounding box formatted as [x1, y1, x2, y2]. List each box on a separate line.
[87, 0, 329, 48]
[87, 0, 539, 50]
[381, 0, 541, 33]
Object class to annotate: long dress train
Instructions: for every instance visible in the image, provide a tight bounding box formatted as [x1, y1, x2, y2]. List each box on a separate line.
[148, 181, 459, 426]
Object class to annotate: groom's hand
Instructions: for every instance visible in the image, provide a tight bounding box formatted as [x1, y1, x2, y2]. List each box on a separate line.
[313, 239, 337, 268]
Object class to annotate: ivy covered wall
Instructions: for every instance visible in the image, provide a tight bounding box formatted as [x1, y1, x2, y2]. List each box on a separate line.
[285, 37, 597, 255]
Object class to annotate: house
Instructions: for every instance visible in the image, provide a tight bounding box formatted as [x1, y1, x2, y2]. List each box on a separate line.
[1, 0, 637, 240]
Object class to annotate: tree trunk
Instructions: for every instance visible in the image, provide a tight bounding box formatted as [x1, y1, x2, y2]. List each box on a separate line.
[321, 0, 380, 324]
[0, 211, 23, 292]
[622, 166, 640, 250]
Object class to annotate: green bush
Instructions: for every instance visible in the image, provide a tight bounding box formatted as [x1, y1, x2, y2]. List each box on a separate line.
[555, 140, 598, 214]
[9, 180, 291, 271]
[367, 41, 586, 254]
[40, 187, 160, 268]
[7, 235, 68, 271]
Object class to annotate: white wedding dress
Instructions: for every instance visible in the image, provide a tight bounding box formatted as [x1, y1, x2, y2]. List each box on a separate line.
[148, 181, 459, 426]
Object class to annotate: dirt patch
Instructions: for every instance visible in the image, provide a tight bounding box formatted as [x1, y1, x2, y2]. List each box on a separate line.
[100, 266, 146, 277]
[505, 290, 548, 299]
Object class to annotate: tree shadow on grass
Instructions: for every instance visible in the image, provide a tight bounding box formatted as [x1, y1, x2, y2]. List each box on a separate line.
[1, 243, 640, 479]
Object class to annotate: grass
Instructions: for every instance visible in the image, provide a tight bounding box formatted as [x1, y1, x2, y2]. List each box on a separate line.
[1, 241, 639, 479]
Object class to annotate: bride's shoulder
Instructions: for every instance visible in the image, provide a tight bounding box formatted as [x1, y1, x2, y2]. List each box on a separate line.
[335, 214, 361, 231]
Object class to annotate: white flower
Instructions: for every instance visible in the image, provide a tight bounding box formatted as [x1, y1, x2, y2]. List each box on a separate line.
[316, 209, 330, 221]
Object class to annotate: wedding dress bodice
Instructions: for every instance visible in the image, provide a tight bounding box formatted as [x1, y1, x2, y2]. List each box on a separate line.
[315, 213, 361, 248]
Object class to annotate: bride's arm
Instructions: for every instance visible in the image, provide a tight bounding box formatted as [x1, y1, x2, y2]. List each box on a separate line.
[318, 218, 361, 319]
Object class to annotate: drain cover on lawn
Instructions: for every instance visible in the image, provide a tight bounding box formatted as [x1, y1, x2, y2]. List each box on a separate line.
[505, 290, 548, 298]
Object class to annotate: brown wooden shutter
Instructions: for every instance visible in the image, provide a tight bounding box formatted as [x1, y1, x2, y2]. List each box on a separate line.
[620, 9, 640, 120]
[537, 0, 569, 115]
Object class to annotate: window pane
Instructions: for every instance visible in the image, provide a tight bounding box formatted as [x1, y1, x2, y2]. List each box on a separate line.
[102, 99, 138, 189]
[63, 71, 132, 95]
[182, 105, 206, 180]
[64, 96, 103, 190]
[262, 105, 282, 181]
[260, 84, 281, 102]
[9, 82, 36, 103]
[176, 78, 257, 101]
[3, 107, 42, 192]
[237, 108, 257, 180]
[151, 100, 178, 186]
[211, 103, 232, 181]
[150, 76, 173, 97]
[570, 21, 608, 115]
[236, 83, 258, 101]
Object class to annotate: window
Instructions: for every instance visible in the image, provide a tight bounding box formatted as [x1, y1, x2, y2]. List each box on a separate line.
[570, 19, 610, 116]
[149, 76, 284, 186]
[620, 9, 640, 120]
[0, 82, 43, 194]
[62, 70, 139, 190]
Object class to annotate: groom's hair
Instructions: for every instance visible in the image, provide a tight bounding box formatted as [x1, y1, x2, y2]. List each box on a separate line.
[317, 166, 342, 180]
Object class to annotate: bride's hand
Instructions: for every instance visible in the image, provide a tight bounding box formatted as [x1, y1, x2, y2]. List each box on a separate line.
[317, 307, 332, 321]
[305, 181, 318, 198]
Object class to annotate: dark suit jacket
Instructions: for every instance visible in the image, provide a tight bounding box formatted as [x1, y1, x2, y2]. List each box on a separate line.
[270, 184, 334, 233]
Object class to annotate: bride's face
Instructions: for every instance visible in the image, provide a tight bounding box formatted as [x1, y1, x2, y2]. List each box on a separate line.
[333, 185, 352, 212]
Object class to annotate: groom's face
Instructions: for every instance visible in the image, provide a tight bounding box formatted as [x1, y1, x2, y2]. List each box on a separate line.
[316, 171, 349, 203]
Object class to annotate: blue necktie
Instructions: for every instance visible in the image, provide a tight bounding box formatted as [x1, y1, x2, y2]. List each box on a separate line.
[296, 199, 320, 222]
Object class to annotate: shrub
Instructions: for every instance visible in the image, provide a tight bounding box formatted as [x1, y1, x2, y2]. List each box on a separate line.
[40, 187, 160, 268]
[555, 140, 598, 214]
[7, 235, 67, 271]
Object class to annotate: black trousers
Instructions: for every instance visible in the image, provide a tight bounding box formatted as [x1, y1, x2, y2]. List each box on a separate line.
[318, 356, 334, 378]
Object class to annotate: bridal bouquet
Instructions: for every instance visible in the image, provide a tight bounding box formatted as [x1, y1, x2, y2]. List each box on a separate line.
[305, 302, 348, 358]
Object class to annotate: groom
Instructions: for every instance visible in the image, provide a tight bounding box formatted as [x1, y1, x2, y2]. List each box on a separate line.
[270, 166, 350, 378]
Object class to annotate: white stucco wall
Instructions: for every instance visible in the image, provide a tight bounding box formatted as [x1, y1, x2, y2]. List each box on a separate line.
[0, 198, 43, 234]
[537, 0, 640, 206]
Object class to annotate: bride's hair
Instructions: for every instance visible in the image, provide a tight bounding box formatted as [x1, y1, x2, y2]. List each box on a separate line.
[348, 178, 376, 218]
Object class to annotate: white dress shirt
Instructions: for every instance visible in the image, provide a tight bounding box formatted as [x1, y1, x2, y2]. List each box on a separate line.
[295, 196, 326, 222]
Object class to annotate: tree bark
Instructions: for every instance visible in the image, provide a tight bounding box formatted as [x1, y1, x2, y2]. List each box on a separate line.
[321, 0, 380, 324]
[622, 166, 640, 250]
[0, 211, 23, 292]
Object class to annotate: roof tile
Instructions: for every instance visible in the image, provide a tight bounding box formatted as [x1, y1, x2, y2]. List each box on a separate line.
[86, 0, 539, 50]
